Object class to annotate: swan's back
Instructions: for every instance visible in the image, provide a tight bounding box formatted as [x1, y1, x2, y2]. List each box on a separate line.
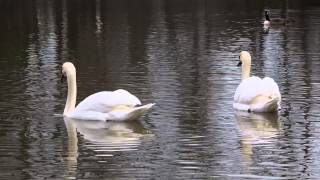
[74, 89, 141, 114]
[234, 76, 280, 104]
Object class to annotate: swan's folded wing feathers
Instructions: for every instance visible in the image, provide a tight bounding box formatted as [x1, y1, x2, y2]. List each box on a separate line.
[110, 89, 142, 106]
[234, 76, 264, 103]
[234, 76, 281, 105]
[74, 89, 142, 114]
[107, 103, 155, 121]
[262, 77, 280, 92]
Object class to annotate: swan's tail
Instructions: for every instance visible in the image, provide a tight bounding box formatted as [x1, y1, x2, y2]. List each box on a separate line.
[264, 95, 280, 112]
[250, 94, 280, 112]
[107, 103, 155, 121]
[127, 103, 155, 119]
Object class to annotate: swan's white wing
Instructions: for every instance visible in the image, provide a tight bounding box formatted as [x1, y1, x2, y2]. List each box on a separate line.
[234, 76, 280, 104]
[66, 89, 154, 121]
[262, 77, 281, 98]
[234, 76, 264, 103]
[106, 103, 155, 121]
[74, 89, 142, 114]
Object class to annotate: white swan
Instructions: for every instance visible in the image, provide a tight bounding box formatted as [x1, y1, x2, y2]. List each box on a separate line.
[61, 62, 155, 121]
[233, 51, 281, 112]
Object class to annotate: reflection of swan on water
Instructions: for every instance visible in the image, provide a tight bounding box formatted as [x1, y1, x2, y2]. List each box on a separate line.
[61, 62, 155, 121]
[64, 117, 151, 177]
[64, 117, 151, 151]
[235, 111, 281, 166]
[235, 111, 280, 144]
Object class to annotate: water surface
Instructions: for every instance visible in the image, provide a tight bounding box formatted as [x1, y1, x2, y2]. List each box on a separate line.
[1, 0, 320, 179]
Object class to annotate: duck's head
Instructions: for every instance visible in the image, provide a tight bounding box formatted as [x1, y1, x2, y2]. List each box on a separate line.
[265, 10, 270, 16]
[264, 10, 270, 21]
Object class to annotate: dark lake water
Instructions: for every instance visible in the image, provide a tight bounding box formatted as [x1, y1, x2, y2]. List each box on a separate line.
[1, 0, 320, 179]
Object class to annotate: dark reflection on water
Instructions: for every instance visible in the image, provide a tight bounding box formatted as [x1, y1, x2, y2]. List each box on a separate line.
[1, 0, 320, 179]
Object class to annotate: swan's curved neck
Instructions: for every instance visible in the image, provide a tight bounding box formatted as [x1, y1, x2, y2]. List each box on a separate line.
[64, 71, 77, 115]
[241, 60, 251, 80]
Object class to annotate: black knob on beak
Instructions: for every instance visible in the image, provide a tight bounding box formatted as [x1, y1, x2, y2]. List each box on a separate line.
[237, 61, 242, 67]
[61, 73, 66, 82]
